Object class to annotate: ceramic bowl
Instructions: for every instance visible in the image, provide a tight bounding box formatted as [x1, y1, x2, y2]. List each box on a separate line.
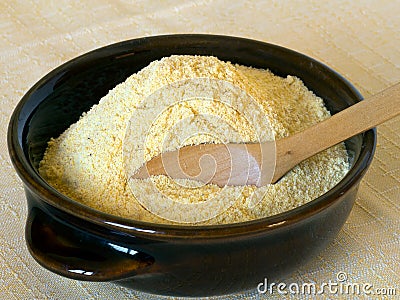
[8, 34, 376, 297]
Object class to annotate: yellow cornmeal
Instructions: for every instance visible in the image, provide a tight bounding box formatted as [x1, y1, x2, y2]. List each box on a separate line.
[38, 55, 349, 225]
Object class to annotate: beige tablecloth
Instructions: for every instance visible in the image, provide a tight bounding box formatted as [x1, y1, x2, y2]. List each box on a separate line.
[1, 1, 399, 299]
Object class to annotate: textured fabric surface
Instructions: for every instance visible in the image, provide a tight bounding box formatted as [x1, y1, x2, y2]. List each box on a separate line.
[0, 0, 399, 299]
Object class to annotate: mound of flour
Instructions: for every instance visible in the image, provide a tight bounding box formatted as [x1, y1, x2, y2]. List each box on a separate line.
[39, 55, 349, 225]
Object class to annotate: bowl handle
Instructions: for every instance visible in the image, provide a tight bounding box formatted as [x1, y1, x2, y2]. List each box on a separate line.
[26, 206, 155, 281]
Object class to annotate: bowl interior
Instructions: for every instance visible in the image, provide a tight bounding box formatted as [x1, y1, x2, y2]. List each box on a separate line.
[12, 34, 372, 230]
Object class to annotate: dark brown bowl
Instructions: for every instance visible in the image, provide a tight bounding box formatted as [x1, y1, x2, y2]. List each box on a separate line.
[8, 34, 375, 297]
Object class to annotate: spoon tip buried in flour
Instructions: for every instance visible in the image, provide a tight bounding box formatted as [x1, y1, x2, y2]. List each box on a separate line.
[131, 142, 277, 187]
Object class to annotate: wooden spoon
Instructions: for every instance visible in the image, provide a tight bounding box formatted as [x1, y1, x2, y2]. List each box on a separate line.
[131, 83, 400, 187]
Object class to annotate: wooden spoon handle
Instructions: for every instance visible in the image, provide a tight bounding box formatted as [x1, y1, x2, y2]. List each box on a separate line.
[272, 83, 400, 182]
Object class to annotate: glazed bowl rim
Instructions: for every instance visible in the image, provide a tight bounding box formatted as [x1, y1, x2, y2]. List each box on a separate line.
[7, 34, 376, 239]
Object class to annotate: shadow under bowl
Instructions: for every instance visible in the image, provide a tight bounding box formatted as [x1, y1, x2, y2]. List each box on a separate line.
[8, 34, 376, 297]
